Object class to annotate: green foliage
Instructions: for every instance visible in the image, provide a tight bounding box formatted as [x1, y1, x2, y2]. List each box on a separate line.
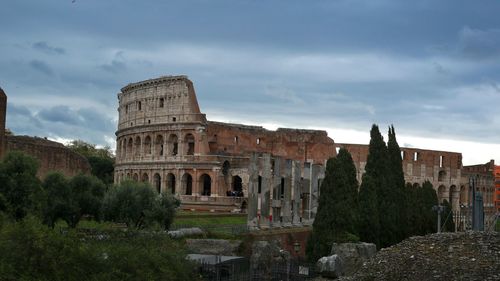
[307, 149, 360, 261]
[441, 199, 455, 232]
[42, 173, 106, 228]
[66, 140, 115, 185]
[103, 181, 179, 230]
[0, 151, 42, 220]
[358, 174, 380, 247]
[0, 217, 197, 281]
[386, 126, 408, 243]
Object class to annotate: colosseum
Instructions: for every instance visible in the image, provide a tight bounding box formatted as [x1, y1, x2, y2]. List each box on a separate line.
[114, 76, 498, 228]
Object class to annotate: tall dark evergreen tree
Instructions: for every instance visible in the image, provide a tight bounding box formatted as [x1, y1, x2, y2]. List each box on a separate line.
[386, 125, 407, 242]
[358, 174, 380, 247]
[307, 149, 359, 261]
[419, 181, 439, 234]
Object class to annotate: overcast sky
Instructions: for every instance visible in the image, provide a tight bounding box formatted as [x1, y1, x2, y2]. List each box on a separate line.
[1, 0, 500, 165]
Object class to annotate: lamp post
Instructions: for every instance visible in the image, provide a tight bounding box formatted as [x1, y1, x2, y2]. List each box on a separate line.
[433, 204, 446, 233]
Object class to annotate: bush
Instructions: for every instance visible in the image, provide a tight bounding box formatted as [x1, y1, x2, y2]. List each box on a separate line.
[0, 217, 198, 281]
[103, 181, 179, 230]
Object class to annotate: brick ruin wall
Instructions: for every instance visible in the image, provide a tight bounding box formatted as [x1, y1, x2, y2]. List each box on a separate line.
[6, 135, 91, 179]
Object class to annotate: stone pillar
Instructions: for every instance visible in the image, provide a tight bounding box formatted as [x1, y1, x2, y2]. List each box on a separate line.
[292, 160, 302, 226]
[260, 153, 272, 229]
[272, 157, 282, 228]
[282, 159, 293, 227]
[247, 153, 259, 230]
[308, 164, 324, 222]
[302, 162, 312, 222]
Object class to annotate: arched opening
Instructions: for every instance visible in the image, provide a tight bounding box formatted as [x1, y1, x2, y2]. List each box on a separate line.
[154, 173, 161, 193]
[449, 185, 459, 211]
[222, 161, 230, 176]
[126, 173, 131, 179]
[159, 98, 164, 108]
[155, 135, 164, 156]
[280, 177, 285, 199]
[144, 136, 152, 154]
[200, 174, 212, 196]
[185, 134, 195, 155]
[182, 173, 193, 195]
[134, 136, 141, 157]
[141, 173, 149, 183]
[133, 173, 139, 182]
[127, 138, 133, 159]
[438, 185, 447, 203]
[168, 134, 178, 156]
[438, 170, 446, 182]
[232, 176, 243, 197]
[167, 173, 176, 194]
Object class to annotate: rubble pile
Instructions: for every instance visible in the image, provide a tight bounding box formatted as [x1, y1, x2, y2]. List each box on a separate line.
[339, 232, 500, 281]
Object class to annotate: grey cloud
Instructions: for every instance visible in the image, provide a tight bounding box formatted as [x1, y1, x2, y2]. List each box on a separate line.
[32, 41, 65, 55]
[29, 60, 54, 76]
[37, 106, 80, 125]
[458, 27, 500, 59]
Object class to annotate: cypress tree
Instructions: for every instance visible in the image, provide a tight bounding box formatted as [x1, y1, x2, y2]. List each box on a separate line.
[307, 149, 360, 261]
[386, 126, 407, 242]
[358, 173, 380, 248]
[420, 181, 439, 234]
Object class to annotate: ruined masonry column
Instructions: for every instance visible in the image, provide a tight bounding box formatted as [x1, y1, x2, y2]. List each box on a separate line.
[247, 153, 259, 230]
[272, 157, 282, 228]
[292, 160, 302, 226]
[260, 154, 272, 229]
[281, 159, 293, 227]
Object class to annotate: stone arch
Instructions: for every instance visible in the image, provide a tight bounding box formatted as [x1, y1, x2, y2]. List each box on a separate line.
[185, 133, 195, 155]
[438, 185, 448, 203]
[153, 173, 161, 193]
[200, 174, 212, 196]
[134, 136, 141, 157]
[126, 173, 131, 179]
[167, 173, 176, 194]
[168, 134, 178, 156]
[438, 170, 446, 182]
[232, 175, 243, 196]
[127, 138, 133, 159]
[182, 173, 193, 195]
[133, 173, 139, 182]
[141, 173, 149, 183]
[155, 135, 164, 156]
[144, 135, 152, 154]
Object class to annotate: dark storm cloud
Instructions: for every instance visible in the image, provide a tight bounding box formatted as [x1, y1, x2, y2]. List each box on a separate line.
[29, 60, 54, 76]
[1, 0, 500, 150]
[32, 41, 65, 55]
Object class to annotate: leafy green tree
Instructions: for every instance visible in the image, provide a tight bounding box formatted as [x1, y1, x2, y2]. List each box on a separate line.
[103, 181, 178, 229]
[358, 174, 380, 247]
[386, 125, 408, 242]
[67, 140, 115, 185]
[0, 151, 42, 220]
[42, 173, 106, 228]
[307, 149, 360, 261]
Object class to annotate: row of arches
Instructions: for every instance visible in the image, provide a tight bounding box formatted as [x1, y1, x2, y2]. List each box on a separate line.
[117, 133, 195, 160]
[118, 171, 247, 197]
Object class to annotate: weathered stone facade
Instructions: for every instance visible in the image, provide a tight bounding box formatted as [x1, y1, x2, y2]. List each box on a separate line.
[0, 88, 91, 179]
[114, 76, 334, 212]
[114, 75, 497, 226]
[6, 135, 91, 179]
